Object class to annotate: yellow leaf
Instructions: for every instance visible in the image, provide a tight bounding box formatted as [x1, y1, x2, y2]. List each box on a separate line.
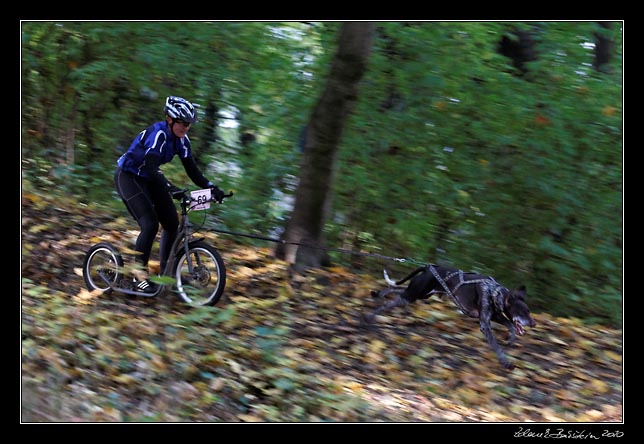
[540, 407, 565, 422]
[589, 379, 610, 394]
[574, 371, 592, 381]
[369, 339, 386, 354]
[548, 334, 568, 346]
[532, 374, 554, 385]
[98, 325, 115, 338]
[605, 350, 622, 363]
[227, 359, 243, 375]
[577, 409, 606, 422]
[104, 216, 128, 229]
[112, 374, 137, 385]
[563, 347, 584, 359]
[555, 389, 575, 401]
[140, 340, 159, 354]
[279, 282, 294, 299]
[602, 105, 617, 117]
[201, 352, 226, 366]
[433, 397, 456, 410]
[29, 224, 49, 233]
[38, 348, 68, 375]
[92, 407, 123, 422]
[150, 355, 167, 372]
[578, 339, 596, 349]
[121, 246, 140, 255]
[455, 387, 479, 404]
[365, 351, 381, 364]
[283, 347, 303, 360]
[209, 377, 225, 391]
[124, 350, 139, 361]
[22, 192, 42, 204]
[192, 381, 208, 393]
[344, 381, 363, 393]
[238, 414, 263, 422]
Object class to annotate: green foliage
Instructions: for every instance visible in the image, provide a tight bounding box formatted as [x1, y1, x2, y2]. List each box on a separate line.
[334, 22, 622, 326]
[21, 21, 622, 326]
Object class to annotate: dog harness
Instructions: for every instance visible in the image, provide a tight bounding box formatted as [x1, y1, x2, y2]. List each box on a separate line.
[428, 264, 505, 316]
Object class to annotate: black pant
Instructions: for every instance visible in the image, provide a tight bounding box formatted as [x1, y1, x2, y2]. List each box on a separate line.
[114, 168, 178, 272]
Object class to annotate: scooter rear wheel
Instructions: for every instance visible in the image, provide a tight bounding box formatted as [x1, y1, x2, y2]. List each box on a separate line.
[82, 242, 124, 294]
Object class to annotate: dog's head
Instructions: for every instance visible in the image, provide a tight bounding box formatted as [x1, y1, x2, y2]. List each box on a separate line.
[503, 285, 536, 335]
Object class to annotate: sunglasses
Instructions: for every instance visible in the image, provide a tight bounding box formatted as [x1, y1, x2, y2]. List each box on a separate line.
[174, 119, 192, 127]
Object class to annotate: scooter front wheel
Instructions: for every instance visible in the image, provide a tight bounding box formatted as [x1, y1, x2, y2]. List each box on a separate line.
[174, 241, 226, 306]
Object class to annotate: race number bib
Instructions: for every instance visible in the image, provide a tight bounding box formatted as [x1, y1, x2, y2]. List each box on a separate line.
[190, 188, 211, 211]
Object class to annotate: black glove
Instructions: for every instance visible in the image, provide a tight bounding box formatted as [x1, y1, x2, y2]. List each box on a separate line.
[210, 185, 225, 203]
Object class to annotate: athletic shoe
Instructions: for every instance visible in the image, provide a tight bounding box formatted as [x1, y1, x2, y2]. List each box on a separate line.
[133, 278, 157, 293]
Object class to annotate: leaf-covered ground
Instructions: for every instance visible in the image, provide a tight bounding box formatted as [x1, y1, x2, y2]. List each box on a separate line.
[21, 191, 623, 423]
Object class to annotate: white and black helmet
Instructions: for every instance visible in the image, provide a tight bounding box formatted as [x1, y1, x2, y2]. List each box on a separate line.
[164, 96, 198, 123]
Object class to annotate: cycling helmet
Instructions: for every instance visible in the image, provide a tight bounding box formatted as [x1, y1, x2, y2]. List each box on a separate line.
[164, 96, 198, 123]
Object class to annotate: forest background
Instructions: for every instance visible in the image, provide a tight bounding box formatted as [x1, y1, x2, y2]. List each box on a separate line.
[21, 21, 622, 327]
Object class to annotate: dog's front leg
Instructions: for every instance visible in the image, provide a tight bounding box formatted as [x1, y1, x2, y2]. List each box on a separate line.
[492, 313, 518, 346]
[480, 296, 514, 370]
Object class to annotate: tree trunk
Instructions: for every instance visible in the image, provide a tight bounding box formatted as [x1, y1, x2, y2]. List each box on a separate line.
[593, 21, 614, 72]
[498, 27, 537, 75]
[276, 22, 374, 270]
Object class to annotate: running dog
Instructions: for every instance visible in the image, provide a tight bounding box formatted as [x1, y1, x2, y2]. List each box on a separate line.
[362, 264, 536, 369]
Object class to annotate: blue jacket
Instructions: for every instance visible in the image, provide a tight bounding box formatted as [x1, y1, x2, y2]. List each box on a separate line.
[118, 121, 193, 176]
[117, 121, 210, 189]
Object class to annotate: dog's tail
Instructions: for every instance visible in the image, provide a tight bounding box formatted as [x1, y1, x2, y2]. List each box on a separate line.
[383, 266, 427, 286]
[383, 269, 397, 286]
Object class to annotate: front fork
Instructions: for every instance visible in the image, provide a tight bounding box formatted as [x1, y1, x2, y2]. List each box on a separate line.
[182, 234, 206, 274]
[163, 232, 204, 277]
